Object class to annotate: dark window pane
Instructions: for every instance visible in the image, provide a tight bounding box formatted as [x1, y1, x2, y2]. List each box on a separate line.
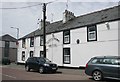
[30, 37, 34, 47]
[30, 51, 34, 57]
[64, 30, 70, 36]
[22, 51, 25, 61]
[40, 36, 43, 46]
[89, 26, 96, 32]
[40, 51, 44, 57]
[87, 25, 97, 41]
[63, 30, 70, 44]
[63, 48, 70, 64]
[22, 39, 26, 48]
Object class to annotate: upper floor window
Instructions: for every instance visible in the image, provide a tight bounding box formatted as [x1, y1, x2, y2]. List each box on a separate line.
[22, 38, 26, 48]
[40, 36, 43, 46]
[87, 25, 97, 42]
[63, 30, 70, 44]
[30, 37, 34, 47]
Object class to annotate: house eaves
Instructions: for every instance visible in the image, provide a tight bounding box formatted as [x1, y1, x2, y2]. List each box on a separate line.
[0, 34, 17, 42]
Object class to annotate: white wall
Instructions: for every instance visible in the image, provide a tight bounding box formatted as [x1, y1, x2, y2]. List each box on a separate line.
[70, 21, 118, 67]
[46, 32, 63, 66]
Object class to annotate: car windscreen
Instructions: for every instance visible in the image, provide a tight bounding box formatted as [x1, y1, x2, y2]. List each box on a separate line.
[44, 58, 51, 63]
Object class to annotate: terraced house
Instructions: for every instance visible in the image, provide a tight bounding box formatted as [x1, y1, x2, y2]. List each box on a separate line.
[17, 5, 120, 67]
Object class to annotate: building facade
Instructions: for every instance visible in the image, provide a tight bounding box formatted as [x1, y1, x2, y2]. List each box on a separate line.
[0, 34, 17, 62]
[17, 5, 120, 67]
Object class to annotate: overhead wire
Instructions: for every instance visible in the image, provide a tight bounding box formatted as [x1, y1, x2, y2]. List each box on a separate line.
[0, 3, 43, 9]
[0, 0, 59, 10]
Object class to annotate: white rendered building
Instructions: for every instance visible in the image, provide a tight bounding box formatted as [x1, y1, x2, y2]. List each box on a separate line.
[17, 5, 120, 67]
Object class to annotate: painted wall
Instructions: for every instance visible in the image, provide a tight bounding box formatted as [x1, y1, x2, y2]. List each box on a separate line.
[17, 20, 119, 67]
[46, 32, 63, 66]
[70, 21, 118, 67]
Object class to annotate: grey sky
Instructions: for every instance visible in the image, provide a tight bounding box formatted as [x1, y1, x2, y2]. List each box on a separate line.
[0, 0, 119, 38]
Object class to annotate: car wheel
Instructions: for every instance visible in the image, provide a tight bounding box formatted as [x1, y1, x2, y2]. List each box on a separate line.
[92, 70, 103, 81]
[25, 65, 30, 72]
[39, 67, 44, 74]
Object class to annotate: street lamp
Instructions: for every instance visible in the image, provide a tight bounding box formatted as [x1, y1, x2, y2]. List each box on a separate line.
[11, 27, 19, 39]
[10, 27, 19, 64]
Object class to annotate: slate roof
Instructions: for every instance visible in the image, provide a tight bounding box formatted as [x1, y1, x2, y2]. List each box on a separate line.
[20, 5, 120, 39]
[0, 34, 17, 42]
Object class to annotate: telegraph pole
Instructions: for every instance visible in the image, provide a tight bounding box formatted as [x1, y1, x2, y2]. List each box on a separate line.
[43, 3, 46, 58]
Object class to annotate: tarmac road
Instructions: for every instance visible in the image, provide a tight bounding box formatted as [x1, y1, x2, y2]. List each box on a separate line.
[0, 64, 91, 81]
[1, 67, 89, 80]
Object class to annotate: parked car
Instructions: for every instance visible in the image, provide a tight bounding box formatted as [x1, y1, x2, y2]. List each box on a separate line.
[2, 57, 11, 65]
[85, 56, 120, 81]
[25, 57, 58, 74]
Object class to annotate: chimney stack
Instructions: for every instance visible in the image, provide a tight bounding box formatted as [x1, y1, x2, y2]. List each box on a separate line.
[63, 10, 75, 23]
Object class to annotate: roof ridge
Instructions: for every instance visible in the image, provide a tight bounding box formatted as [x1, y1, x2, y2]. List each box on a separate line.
[76, 5, 119, 18]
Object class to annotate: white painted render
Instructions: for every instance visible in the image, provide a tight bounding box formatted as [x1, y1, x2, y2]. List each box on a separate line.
[17, 20, 119, 67]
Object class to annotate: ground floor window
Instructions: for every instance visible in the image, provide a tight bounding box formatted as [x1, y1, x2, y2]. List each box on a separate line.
[40, 51, 44, 57]
[30, 51, 34, 57]
[22, 51, 25, 61]
[63, 48, 71, 64]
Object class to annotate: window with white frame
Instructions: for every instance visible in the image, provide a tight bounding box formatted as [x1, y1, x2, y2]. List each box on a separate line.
[63, 48, 70, 64]
[22, 38, 26, 48]
[22, 51, 25, 61]
[30, 37, 34, 47]
[87, 25, 97, 41]
[30, 51, 34, 57]
[40, 51, 44, 57]
[63, 30, 70, 44]
[40, 36, 43, 46]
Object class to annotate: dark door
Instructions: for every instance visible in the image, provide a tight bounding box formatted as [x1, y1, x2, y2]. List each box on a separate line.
[4, 41, 9, 57]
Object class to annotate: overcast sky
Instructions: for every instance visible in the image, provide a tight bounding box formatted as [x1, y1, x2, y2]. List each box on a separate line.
[0, 0, 119, 38]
